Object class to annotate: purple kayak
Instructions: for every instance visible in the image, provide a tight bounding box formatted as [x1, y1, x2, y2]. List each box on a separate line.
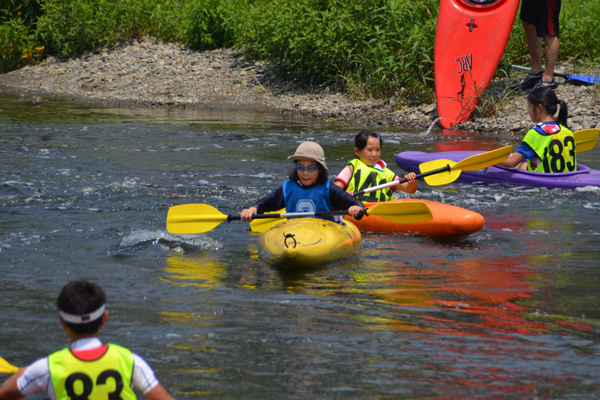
[396, 150, 600, 189]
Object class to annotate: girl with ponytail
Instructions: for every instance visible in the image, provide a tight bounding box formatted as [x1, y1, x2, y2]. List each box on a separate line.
[498, 87, 576, 173]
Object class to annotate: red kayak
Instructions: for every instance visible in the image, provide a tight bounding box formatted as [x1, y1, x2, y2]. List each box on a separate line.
[345, 199, 484, 241]
[435, 0, 519, 129]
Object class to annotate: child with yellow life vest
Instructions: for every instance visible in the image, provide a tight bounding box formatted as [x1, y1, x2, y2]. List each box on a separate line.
[334, 131, 417, 203]
[498, 87, 575, 172]
[0, 280, 175, 400]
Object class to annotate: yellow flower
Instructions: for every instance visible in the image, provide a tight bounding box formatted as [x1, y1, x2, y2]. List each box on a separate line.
[35, 46, 45, 51]
[18, 12, 22, 15]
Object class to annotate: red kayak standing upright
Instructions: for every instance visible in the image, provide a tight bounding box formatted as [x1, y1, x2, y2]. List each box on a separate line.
[435, 0, 519, 129]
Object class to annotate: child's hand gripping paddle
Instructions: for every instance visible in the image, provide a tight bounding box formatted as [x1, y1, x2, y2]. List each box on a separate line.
[167, 202, 434, 234]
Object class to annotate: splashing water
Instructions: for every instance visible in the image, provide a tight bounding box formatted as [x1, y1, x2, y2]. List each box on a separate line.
[423, 117, 441, 135]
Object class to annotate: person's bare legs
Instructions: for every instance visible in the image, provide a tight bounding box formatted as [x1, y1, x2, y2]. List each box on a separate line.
[523, 21, 543, 74]
[542, 35, 559, 83]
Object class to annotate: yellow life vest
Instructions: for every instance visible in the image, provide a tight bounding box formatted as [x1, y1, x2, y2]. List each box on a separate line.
[48, 344, 136, 400]
[523, 124, 576, 173]
[346, 159, 396, 202]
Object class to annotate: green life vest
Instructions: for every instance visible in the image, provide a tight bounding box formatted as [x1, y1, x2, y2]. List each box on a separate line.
[523, 125, 576, 173]
[346, 159, 396, 202]
[49, 344, 136, 400]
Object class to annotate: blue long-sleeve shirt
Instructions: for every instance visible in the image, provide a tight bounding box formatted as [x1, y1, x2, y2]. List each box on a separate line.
[252, 180, 364, 218]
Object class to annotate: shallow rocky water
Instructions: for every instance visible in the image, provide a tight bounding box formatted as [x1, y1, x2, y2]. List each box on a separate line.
[1, 94, 599, 399]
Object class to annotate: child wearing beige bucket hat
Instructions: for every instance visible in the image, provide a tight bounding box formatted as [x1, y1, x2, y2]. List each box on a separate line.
[240, 141, 364, 222]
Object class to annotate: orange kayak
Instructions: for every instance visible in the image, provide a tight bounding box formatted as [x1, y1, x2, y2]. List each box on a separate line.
[345, 199, 484, 240]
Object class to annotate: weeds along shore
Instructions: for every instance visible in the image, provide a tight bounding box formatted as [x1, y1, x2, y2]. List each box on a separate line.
[1, 0, 599, 133]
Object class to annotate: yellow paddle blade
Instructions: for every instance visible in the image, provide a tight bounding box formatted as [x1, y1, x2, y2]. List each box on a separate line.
[574, 128, 599, 153]
[0, 357, 18, 374]
[367, 201, 433, 224]
[418, 146, 513, 186]
[249, 208, 285, 233]
[166, 204, 228, 234]
[419, 160, 461, 186]
[453, 145, 512, 171]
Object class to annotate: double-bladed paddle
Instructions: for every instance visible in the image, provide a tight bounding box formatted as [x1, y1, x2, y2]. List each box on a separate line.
[417, 130, 597, 184]
[418, 145, 512, 186]
[511, 65, 600, 85]
[0, 356, 18, 374]
[355, 146, 512, 191]
[167, 201, 433, 234]
[574, 128, 599, 153]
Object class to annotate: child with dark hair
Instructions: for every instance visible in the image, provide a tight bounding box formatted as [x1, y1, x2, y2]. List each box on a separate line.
[0, 280, 175, 400]
[334, 131, 417, 203]
[241, 141, 364, 222]
[498, 87, 575, 172]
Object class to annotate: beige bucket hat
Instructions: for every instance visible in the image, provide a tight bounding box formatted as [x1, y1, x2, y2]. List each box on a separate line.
[287, 141, 328, 170]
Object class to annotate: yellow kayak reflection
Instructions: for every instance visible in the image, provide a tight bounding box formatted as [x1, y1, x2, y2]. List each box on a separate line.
[164, 252, 229, 289]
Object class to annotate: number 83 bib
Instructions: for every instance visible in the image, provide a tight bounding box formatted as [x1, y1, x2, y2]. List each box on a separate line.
[523, 125, 576, 173]
[49, 344, 136, 400]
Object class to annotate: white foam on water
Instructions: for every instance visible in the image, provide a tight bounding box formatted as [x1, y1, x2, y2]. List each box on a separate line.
[2, 181, 35, 187]
[583, 203, 600, 210]
[576, 186, 600, 193]
[119, 229, 222, 252]
[109, 178, 138, 189]
[493, 194, 505, 202]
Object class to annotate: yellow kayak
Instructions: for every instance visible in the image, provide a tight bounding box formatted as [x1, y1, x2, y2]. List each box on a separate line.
[258, 218, 362, 268]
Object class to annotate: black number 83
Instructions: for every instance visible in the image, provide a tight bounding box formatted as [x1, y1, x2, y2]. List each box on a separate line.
[65, 370, 124, 400]
[542, 136, 576, 172]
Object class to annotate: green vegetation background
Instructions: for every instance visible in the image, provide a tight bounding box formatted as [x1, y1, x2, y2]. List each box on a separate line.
[1, 0, 599, 101]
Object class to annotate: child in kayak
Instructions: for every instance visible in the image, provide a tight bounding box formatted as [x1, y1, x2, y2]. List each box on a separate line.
[334, 130, 417, 203]
[241, 141, 364, 222]
[0, 280, 175, 400]
[498, 87, 575, 172]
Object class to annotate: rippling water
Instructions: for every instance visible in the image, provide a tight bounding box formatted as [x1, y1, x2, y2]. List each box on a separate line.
[1, 94, 599, 399]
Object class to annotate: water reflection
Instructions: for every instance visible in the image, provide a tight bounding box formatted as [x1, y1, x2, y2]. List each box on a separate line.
[431, 130, 510, 152]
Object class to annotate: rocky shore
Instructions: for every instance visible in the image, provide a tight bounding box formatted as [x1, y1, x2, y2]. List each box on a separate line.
[1, 38, 599, 134]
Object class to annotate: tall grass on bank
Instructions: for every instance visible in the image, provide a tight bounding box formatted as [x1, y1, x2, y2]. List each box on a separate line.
[0, 0, 44, 73]
[37, 0, 191, 56]
[1, 0, 599, 100]
[237, 0, 437, 100]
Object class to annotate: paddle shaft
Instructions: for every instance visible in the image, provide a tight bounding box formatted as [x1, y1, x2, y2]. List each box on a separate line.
[353, 165, 451, 197]
[511, 64, 569, 78]
[510, 65, 600, 84]
[238, 210, 369, 221]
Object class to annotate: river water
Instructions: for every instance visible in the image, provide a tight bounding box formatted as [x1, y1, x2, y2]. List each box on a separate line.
[1, 94, 599, 399]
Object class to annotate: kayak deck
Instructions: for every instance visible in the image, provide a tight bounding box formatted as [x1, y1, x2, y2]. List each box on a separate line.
[345, 199, 484, 240]
[258, 218, 362, 268]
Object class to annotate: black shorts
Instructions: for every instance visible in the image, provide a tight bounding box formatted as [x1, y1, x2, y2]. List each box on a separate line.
[520, 0, 561, 37]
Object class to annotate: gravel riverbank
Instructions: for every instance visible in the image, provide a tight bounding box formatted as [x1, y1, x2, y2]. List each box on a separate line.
[1, 38, 599, 134]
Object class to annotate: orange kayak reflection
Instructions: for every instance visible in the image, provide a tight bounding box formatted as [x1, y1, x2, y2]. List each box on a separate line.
[345, 240, 594, 337]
